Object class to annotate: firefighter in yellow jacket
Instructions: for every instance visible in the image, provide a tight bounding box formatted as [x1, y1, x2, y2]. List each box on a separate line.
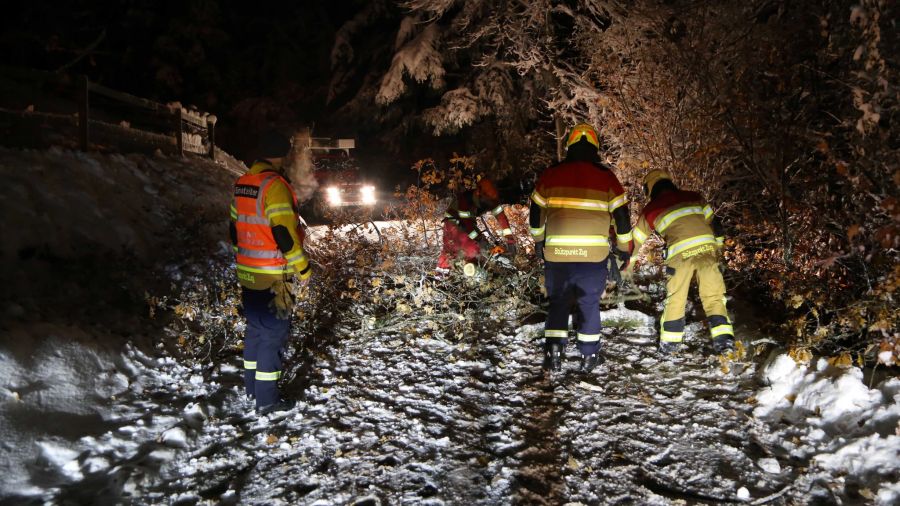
[229, 130, 311, 415]
[633, 169, 735, 354]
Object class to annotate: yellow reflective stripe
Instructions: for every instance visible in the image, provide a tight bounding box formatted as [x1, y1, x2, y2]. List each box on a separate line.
[634, 227, 648, 244]
[660, 330, 684, 342]
[457, 211, 473, 218]
[243, 360, 257, 370]
[492, 205, 504, 215]
[266, 204, 293, 214]
[710, 324, 734, 337]
[703, 204, 714, 221]
[232, 245, 239, 253]
[255, 371, 281, 381]
[468, 230, 479, 239]
[716, 236, 724, 246]
[268, 210, 294, 219]
[531, 191, 547, 207]
[545, 329, 568, 338]
[609, 193, 628, 211]
[285, 249, 306, 261]
[668, 234, 717, 256]
[656, 206, 705, 233]
[237, 264, 294, 274]
[576, 333, 601, 342]
[230, 205, 238, 219]
[617, 231, 633, 243]
[546, 235, 609, 246]
[501, 228, 513, 236]
[545, 197, 608, 211]
[530, 226, 545, 236]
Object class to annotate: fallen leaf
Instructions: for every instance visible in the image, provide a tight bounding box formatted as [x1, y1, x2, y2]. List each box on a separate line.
[265, 434, 278, 445]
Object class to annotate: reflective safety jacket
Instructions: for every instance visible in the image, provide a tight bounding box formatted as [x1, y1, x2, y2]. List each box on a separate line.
[230, 161, 310, 290]
[530, 161, 632, 263]
[443, 190, 514, 243]
[633, 189, 724, 261]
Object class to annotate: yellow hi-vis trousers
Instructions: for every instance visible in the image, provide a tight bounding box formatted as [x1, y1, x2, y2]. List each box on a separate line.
[660, 246, 733, 343]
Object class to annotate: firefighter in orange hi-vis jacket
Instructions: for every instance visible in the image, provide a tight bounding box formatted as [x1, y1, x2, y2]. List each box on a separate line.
[229, 130, 311, 416]
[633, 169, 735, 355]
[530, 123, 633, 373]
[437, 177, 517, 273]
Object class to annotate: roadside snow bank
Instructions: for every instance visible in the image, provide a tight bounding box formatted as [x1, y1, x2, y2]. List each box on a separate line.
[754, 354, 900, 503]
[0, 331, 128, 497]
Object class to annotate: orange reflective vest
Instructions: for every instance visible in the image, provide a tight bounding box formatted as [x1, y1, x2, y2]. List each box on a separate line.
[233, 171, 300, 276]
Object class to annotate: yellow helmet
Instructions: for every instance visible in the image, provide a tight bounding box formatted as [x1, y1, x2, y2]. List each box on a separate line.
[565, 123, 600, 150]
[643, 169, 672, 196]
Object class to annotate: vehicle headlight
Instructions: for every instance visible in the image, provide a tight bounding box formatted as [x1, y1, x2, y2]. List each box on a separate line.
[326, 186, 341, 206]
[361, 185, 376, 205]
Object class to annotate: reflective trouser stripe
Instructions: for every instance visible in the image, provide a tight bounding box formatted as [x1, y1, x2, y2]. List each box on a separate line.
[545, 329, 568, 338]
[660, 330, 684, 342]
[468, 230, 479, 239]
[244, 360, 257, 370]
[710, 324, 734, 337]
[576, 332, 601, 342]
[530, 226, 544, 236]
[255, 371, 281, 381]
[501, 228, 513, 236]
[492, 205, 504, 215]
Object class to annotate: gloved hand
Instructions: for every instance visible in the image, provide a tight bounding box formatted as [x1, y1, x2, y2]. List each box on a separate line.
[616, 250, 631, 272]
[268, 280, 295, 320]
[534, 241, 544, 260]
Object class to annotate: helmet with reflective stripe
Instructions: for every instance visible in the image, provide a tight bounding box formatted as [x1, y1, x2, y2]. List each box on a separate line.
[565, 123, 600, 150]
[643, 169, 672, 196]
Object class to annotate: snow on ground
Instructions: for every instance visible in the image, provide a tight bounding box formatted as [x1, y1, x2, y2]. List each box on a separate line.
[2, 147, 899, 504]
[0, 291, 839, 504]
[753, 354, 900, 504]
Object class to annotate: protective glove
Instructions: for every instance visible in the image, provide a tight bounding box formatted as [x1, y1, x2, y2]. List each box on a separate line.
[616, 250, 631, 272]
[268, 280, 295, 320]
[535, 241, 544, 260]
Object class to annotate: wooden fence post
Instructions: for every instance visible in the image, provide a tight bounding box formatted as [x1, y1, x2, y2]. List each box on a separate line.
[207, 114, 217, 160]
[78, 75, 89, 151]
[174, 108, 183, 156]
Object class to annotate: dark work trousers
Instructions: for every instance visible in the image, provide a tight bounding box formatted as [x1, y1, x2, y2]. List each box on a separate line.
[544, 261, 609, 356]
[241, 286, 290, 408]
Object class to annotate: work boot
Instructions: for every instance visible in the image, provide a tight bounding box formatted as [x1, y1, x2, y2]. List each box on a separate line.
[580, 352, 604, 372]
[712, 335, 735, 354]
[257, 398, 297, 416]
[542, 342, 563, 372]
[658, 341, 683, 355]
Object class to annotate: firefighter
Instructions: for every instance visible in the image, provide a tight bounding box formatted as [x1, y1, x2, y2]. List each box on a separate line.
[229, 130, 311, 415]
[530, 123, 633, 372]
[436, 177, 517, 273]
[632, 169, 735, 354]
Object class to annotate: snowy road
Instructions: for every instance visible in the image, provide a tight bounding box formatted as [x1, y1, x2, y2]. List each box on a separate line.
[39, 307, 796, 505]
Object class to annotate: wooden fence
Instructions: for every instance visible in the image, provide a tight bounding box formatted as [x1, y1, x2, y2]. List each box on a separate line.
[0, 66, 218, 159]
